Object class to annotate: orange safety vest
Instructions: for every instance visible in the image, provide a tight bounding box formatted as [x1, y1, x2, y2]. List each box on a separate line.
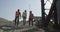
[16, 11, 20, 17]
[29, 13, 34, 19]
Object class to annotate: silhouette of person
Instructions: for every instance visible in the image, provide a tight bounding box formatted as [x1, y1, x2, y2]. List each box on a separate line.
[22, 10, 27, 25]
[29, 11, 34, 26]
[15, 9, 21, 26]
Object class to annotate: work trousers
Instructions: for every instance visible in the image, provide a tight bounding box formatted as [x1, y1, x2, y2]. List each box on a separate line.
[23, 17, 26, 25]
[15, 16, 19, 26]
[29, 18, 33, 26]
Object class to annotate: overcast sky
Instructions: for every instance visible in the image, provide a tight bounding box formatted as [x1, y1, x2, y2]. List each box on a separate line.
[0, 0, 52, 21]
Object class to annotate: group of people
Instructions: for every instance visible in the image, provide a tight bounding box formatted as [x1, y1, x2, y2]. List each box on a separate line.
[14, 9, 34, 26]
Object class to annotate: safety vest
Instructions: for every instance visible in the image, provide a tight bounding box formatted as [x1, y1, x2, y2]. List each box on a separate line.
[22, 12, 26, 17]
[16, 11, 20, 17]
[29, 13, 34, 19]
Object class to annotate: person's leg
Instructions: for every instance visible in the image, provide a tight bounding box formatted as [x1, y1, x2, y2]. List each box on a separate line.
[15, 16, 17, 25]
[29, 18, 30, 26]
[24, 17, 26, 25]
[30, 19, 33, 26]
[23, 17, 25, 25]
[17, 17, 19, 27]
[32, 19, 33, 26]
[24, 17, 25, 25]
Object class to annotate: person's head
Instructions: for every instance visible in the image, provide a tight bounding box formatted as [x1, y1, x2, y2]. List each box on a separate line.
[25, 10, 26, 12]
[17, 9, 20, 12]
[30, 11, 32, 14]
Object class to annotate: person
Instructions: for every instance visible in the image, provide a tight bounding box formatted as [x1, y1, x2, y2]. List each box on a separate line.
[22, 10, 27, 25]
[29, 11, 34, 26]
[15, 9, 21, 26]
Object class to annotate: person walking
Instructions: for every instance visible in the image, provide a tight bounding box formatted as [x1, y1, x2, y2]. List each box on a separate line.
[22, 10, 27, 25]
[15, 9, 21, 26]
[29, 11, 34, 26]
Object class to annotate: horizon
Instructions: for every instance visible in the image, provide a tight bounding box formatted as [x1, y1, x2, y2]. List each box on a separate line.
[0, 16, 42, 21]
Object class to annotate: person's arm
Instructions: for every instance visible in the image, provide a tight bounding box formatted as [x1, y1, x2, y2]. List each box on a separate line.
[32, 14, 34, 19]
[15, 12, 17, 17]
[26, 13, 27, 18]
[19, 12, 21, 18]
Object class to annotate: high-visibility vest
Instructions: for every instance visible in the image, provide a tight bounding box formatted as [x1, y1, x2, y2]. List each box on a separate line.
[22, 12, 27, 17]
[16, 11, 20, 16]
[29, 13, 34, 19]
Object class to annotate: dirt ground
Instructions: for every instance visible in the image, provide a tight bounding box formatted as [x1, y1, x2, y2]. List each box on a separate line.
[0, 22, 45, 32]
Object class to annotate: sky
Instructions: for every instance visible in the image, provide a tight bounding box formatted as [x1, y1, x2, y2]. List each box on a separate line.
[0, 0, 52, 21]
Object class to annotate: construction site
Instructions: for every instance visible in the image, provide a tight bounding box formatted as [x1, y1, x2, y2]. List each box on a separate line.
[0, 0, 60, 32]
